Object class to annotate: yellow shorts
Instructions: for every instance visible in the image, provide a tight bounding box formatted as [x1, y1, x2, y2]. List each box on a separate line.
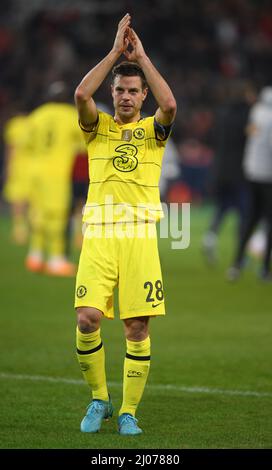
[74, 223, 165, 320]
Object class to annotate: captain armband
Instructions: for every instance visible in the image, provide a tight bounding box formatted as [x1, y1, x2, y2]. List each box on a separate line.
[154, 119, 173, 141]
[78, 116, 99, 133]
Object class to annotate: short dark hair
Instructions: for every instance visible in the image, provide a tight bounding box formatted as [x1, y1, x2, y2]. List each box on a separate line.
[111, 61, 147, 90]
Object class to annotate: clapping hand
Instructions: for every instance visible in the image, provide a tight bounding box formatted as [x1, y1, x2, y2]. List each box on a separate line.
[123, 28, 146, 62]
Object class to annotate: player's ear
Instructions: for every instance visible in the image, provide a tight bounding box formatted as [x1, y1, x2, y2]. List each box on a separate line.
[142, 87, 148, 101]
[111, 84, 114, 97]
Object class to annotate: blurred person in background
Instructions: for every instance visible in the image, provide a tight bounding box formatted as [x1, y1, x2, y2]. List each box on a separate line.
[178, 137, 213, 203]
[202, 81, 256, 264]
[228, 86, 272, 281]
[2, 107, 32, 245]
[25, 81, 84, 277]
[247, 221, 267, 260]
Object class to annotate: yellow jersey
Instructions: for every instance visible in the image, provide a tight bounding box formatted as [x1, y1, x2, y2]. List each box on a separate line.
[3, 114, 33, 202]
[28, 102, 84, 179]
[4, 114, 32, 169]
[81, 110, 171, 224]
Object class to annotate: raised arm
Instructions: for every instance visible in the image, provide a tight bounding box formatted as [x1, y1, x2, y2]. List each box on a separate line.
[74, 14, 131, 130]
[124, 28, 177, 126]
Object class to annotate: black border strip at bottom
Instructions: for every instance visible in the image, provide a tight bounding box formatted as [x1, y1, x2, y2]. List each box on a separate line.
[1, 449, 271, 467]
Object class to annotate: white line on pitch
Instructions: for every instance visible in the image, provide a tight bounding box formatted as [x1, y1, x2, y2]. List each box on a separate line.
[0, 372, 271, 398]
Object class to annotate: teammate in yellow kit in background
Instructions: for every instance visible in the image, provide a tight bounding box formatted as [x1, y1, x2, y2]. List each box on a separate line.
[2, 112, 32, 245]
[74, 14, 177, 434]
[26, 82, 84, 277]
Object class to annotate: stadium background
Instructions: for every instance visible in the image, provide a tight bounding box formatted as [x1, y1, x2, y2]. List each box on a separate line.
[0, 0, 271, 451]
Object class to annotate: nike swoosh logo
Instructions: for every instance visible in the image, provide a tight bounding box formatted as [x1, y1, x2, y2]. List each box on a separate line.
[152, 302, 163, 308]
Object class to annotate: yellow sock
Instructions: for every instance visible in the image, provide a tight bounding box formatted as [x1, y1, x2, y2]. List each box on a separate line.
[76, 327, 108, 401]
[119, 336, 151, 417]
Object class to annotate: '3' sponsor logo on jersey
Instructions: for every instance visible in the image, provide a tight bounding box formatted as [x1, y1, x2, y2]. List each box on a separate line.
[113, 144, 138, 172]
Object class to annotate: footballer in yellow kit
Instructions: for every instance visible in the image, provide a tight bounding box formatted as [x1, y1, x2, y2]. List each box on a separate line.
[28, 102, 82, 211]
[2, 114, 33, 244]
[75, 111, 168, 319]
[25, 95, 85, 275]
[74, 14, 177, 436]
[3, 115, 32, 204]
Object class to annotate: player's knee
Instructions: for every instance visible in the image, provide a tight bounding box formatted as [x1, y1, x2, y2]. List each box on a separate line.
[76, 307, 102, 333]
[124, 317, 149, 341]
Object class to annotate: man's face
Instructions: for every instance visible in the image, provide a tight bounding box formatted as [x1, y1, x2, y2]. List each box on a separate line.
[111, 75, 147, 122]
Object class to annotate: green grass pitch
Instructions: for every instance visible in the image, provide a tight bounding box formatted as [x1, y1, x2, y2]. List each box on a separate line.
[0, 206, 271, 449]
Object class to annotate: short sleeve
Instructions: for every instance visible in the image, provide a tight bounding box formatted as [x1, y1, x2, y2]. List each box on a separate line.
[78, 115, 99, 144]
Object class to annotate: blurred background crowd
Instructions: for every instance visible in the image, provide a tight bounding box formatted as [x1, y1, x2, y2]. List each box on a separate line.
[0, 0, 272, 278]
